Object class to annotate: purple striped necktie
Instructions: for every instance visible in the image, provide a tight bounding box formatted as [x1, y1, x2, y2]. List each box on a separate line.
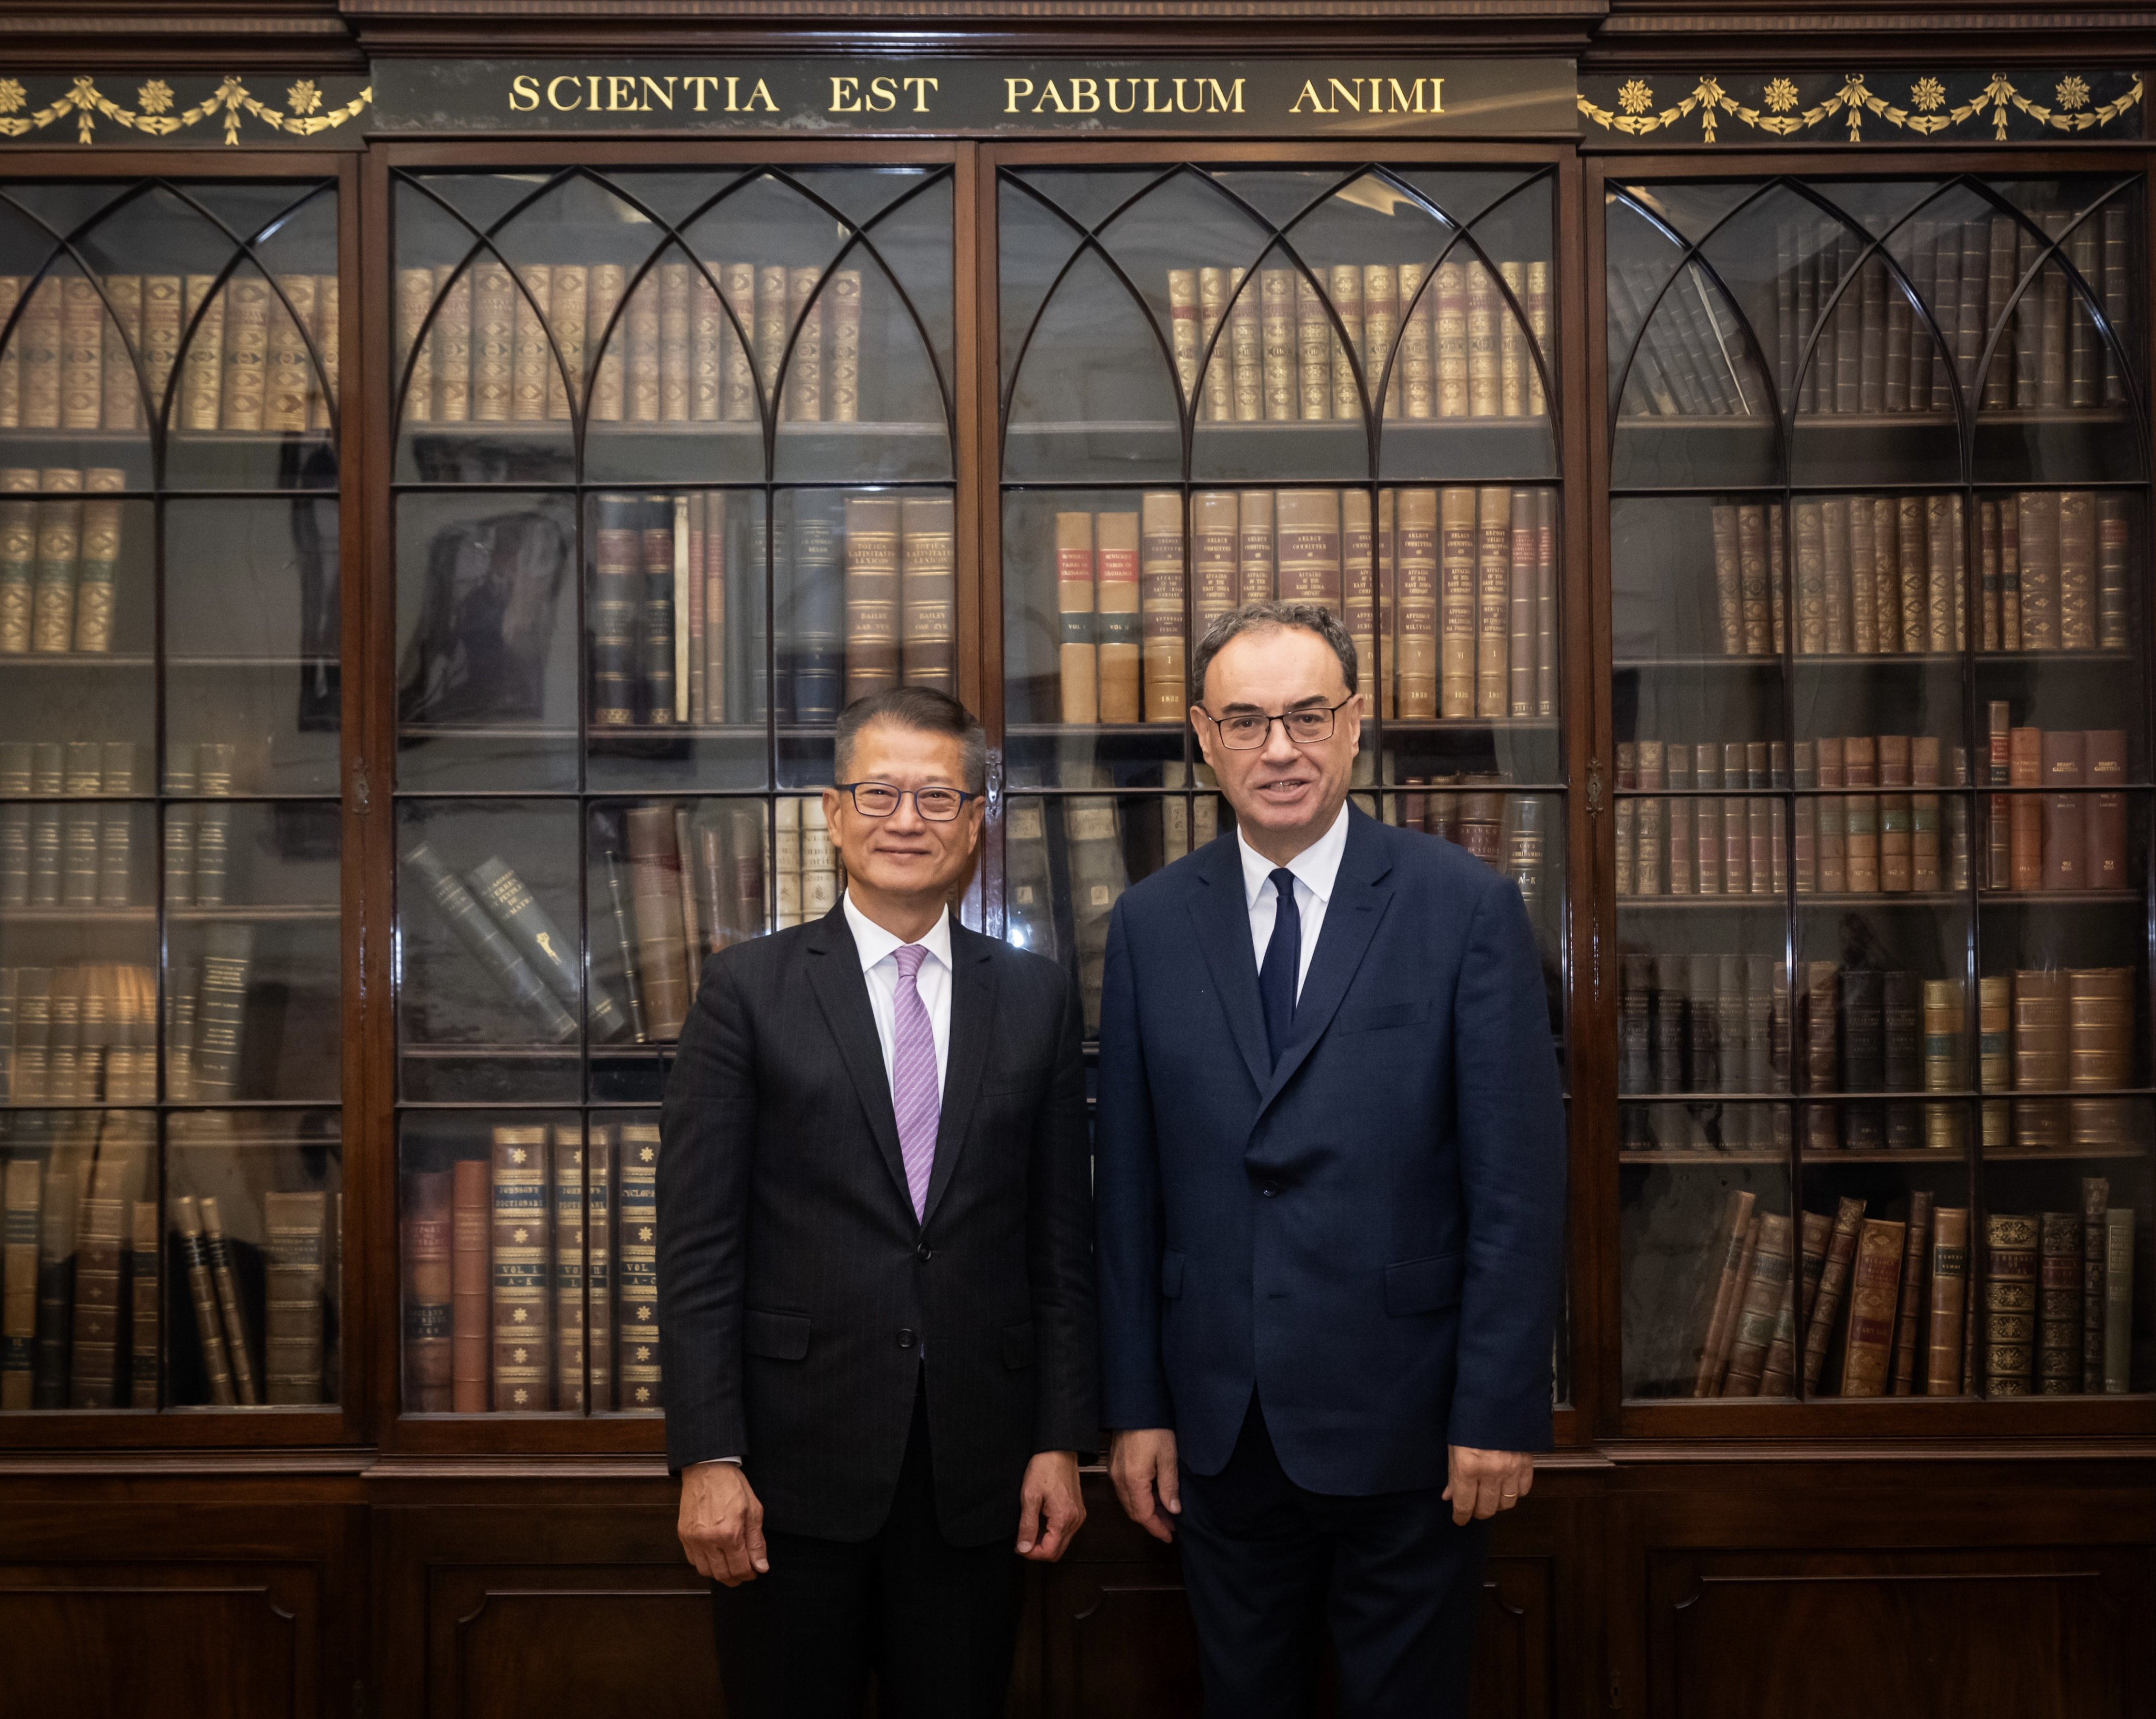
[890, 942, 940, 1222]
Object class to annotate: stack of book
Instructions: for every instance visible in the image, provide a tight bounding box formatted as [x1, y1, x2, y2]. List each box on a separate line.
[1987, 967, 2139, 1151]
[0, 466, 128, 656]
[586, 489, 954, 731]
[0, 739, 139, 795]
[1675, 1181, 2136, 1400]
[400, 1119, 657, 1415]
[0, 963, 160, 1103]
[398, 260, 861, 428]
[0, 270, 338, 435]
[1, 746, 146, 914]
[771, 797, 839, 932]
[1164, 255, 1551, 423]
[1979, 711, 2130, 892]
[1055, 485, 1558, 729]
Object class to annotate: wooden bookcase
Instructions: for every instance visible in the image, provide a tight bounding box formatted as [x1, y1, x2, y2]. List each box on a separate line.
[0, 21, 2150, 1719]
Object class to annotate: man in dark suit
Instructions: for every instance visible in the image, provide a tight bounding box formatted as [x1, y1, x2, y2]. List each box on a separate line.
[658, 685, 1097, 1719]
[1095, 602, 1566, 1718]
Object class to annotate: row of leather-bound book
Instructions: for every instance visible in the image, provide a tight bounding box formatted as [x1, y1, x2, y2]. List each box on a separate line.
[396, 260, 862, 428]
[1163, 256, 1551, 423]
[1620, 958, 2136, 1151]
[1676, 1185, 2135, 1400]
[0, 271, 338, 433]
[1050, 486, 1558, 728]
[0, 466, 127, 655]
[2, 1121, 335, 1410]
[401, 1121, 657, 1414]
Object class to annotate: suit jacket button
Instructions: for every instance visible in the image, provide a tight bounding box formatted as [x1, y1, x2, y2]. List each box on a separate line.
[897, 1328, 919, 1349]
[916, 1242, 932, 1262]
[1261, 1181, 1281, 1197]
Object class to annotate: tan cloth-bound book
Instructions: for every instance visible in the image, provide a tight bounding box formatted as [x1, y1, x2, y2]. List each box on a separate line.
[586, 262, 626, 422]
[179, 274, 225, 430]
[1198, 266, 1233, 422]
[1436, 486, 1475, 719]
[100, 274, 141, 431]
[843, 492, 900, 704]
[1236, 489, 1274, 607]
[1274, 489, 1341, 610]
[1228, 266, 1262, 423]
[0, 274, 21, 427]
[658, 260, 692, 424]
[311, 273, 339, 430]
[786, 265, 823, 422]
[826, 267, 861, 424]
[900, 494, 956, 695]
[1343, 489, 1374, 698]
[1094, 509, 1142, 723]
[1395, 488, 1440, 719]
[1167, 268, 1201, 406]
[266, 273, 317, 433]
[717, 262, 755, 421]
[430, 264, 472, 424]
[1398, 262, 1432, 420]
[59, 275, 103, 432]
[1433, 262, 1468, 419]
[221, 273, 271, 432]
[625, 270, 662, 424]
[1054, 509, 1097, 724]
[470, 260, 516, 424]
[1329, 264, 1364, 420]
[543, 264, 584, 421]
[1139, 491, 1185, 723]
[491, 1125, 551, 1412]
[1294, 271, 1331, 422]
[1474, 485, 1510, 720]
[18, 275, 61, 430]
[395, 266, 435, 423]
[1192, 491, 1238, 640]
[510, 264, 550, 424]
[1259, 267, 1296, 422]
[1464, 261, 1500, 418]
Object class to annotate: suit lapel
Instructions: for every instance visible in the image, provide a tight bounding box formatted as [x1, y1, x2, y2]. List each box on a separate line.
[1186, 833, 1272, 1096]
[802, 905, 913, 1216]
[921, 926, 998, 1228]
[1257, 809, 1396, 1112]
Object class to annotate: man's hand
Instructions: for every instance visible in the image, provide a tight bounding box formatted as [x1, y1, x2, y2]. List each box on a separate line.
[1016, 1450, 1086, 1562]
[678, 1460, 769, 1586]
[1443, 1445, 1533, 1527]
[1108, 1428, 1181, 1543]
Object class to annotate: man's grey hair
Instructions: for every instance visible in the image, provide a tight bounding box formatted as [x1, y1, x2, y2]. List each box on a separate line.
[1190, 601, 1359, 704]
[835, 685, 989, 794]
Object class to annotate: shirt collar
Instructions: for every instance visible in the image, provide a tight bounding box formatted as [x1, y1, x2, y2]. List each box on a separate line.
[1237, 800, 1351, 911]
[843, 889, 953, 976]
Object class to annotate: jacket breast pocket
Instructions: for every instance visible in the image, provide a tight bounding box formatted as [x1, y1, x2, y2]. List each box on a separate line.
[744, 1308, 811, 1360]
[1002, 1320, 1036, 1370]
[1338, 997, 1433, 1035]
[1384, 1253, 1464, 1316]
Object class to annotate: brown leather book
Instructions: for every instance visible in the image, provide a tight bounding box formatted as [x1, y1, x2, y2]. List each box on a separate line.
[1792, 498, 1825, 653]
[2082, 1177, 2110, 1393]
[219, 274, 271, 432]
[451, 1158, 491, 1413]
[173, 1195, 236, 1408]
[1983, 1212, 2039, 1397]
[196, 1195, 260, 1407]
[1327, 265, 1363, 420]
[688, 262, 723, 423]
[1721, 1211, 1793, 1398]
[1472, 485, 1510, 719]
[2015, 490, 2059, 649]
[1192, 491, 1239, 639]
[1342, 489, 1374, 698]
[491, 1125, 551, 1412]
[1890, 495, 1924, 655]
[1434, 261, 1469, 419]
[2068, 966, 2133, 1149]
[1801, 1195, 1868, 1393]
[395, 266, 435, 423]
[2085, 729, 2128, 888]
[587, 1127, 614, 1408]
[127, 1197, 158, 1408]
[1534, 490, 1557, 714]
[401, 1169, 453, 1412]
[842, 493, 900, 705]
[1925, 1206, 1970, 1395]
[2039, 728, 2086, 890]
[1361, 262, 1397, 418]
[264, 273, 315, 433]
[1228, 266, 1263, 422]
[1848, 493, 1878, 653]
[2057, 489, 2095, 650]
[1820, 495, 1850, 653]
[429, 264, 472, 424]
[1397, 262, 1432, 419]
[66, 1157, 136, 1409]
[717, 262, 755, 422]
[1139, 492, 1184, 722]
[2095, 494, 2129, 649]
[1197, 267, 1234, 422]
[785, 265, 823, 422]
[1889, 1191, 1934, 1394]
[1294, 271, 1331, 421]
[16, 275, 62, 431]
[826, 267, 862, 424]
[263, 1189, 328, 1406]
[1838, 1217, 1907, 1397]
[2012, 968, 2069, 1151]
[1760, 1209, 1832, 1398]
[468, 260, 515, 425]
[1094, 509, 1141, 723]
[1236, 489, 1274, 606]
[625, 804, 691, 1040]
[509, 263, 549, 424]
[1054, 509, 1097, 724]
[617, 1121, 662, 1413]
[900, 494, 956, 697]
[1691, 1189, 1757, 1397]
[2008, 726, 2044, 890]
[1464, 262, 1500, 418]
[1259, 268, 1296, 422]
[1437, 486, 1476, 719]
[2038, 1210, 2081, 1394]
[1710, 504, 1741, 655]
[1166, 268, 1200, 407]
[552, 1128, 586, 1413]
[1274, 488, 1341, 608]
[1395, 488, 1439, 719]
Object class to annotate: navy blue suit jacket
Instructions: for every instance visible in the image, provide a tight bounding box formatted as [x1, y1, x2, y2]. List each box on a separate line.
[1094, 804, 1566, 1494]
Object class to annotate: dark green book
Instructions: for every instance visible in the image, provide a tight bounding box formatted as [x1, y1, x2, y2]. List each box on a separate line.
[466, 855, 627, 1041]
[404, 839, 576, 1042]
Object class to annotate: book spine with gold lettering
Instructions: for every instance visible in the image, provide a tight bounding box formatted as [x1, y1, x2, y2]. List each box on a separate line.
[1721, 1210, 1794, 1397]
[1438, 486, 1476, 719]
[59, 276, 102, 432]
[826, 267, 861, 424]
[395, 266, 435, 423]
[0, 274, 21, 427]
[1167, 268, 1201, 407]
[1497, 260, 1528, 418]
[625, 270, 661, 424]
[1924, 494, 1955, 652]
[99, 274, 141, 430]
[1924, 1206, 1970, 1394]
[1378, 488, 1398, 716]
[264, 273, 316, 433]
[900, 494, 956, 695]
[1343, 488, 1374, 697]
[1140, 490, 1185, 722]
[2057, 488, 2094, 651]
[1294, 272, 1330, 421]
[73, 468, 122, 655]
[1464, 262, 1500, 418]
[1227, 266, 1262, 422]
[263, 1189, 327, 1405]
[1197, 266, 1233, 423]
[1793, 499, 1826, 654]
[178, 274, 227, 430]
[0, 469, 35, 655]
[430, 265, 472, 424]
[1984, 1211, 2038, 1396]
[311, 273, 339, 430]
[1396, 262, 1432, 420]
[510, 264, 550, 424]
[658, 261, 691, 424]
[1525, 260, 1550, 416]
[586, 262, 625, 423]
[1095, 509, 1141, 723]
[31, 474, 81, 656]
[1260, 267, 1296, 422]
[1509, 489, 1536, 717]
[491, 1125, 551, 1412]
[173, 1195, 237, 1407]
[843, 492, 899, 705]
[1330, 265, 1365, 420]
[719, 262, 756, 421]
[1193, 490, 1238, 637]
[2039, 1209, 2081, 1394]
[1055, 509, 1097, 723]
[617, 1122, 661, 1413]
[1801, 1195, 1867, 1392]
[551, 1128, 586, 1412]
[195, 1195, 260, 1407]
[1474, 485, 1509, 719]
[1837, 1218, 1908, 1397]
[219, 273, 269, 432]
[1396, 488, 1439, 719]
[127, 1197, 159, 1408]
[545, 265, 584, 422]
[786, 265, 823, 422]
[1274, 488, 1341, 610]
[2015, 490, 2058, 649]
[688, 262, 723, 423]
[1889, 1192, 1934, 1394]
[19, 276, 61, 430]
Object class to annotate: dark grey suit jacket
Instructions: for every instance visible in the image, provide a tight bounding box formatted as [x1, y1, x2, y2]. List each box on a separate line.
[657, 902, 1097, 1545]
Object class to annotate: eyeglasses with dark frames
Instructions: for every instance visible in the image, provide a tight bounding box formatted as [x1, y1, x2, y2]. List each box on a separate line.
[1196, 695, 1356, 750]
[834, 782, 979, 821]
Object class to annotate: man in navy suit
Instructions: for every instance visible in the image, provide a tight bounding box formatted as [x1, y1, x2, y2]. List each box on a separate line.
[1095, 601, 1566, 1718]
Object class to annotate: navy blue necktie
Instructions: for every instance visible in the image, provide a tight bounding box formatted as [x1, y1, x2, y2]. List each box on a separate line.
[1257, 867, 1300, 1065]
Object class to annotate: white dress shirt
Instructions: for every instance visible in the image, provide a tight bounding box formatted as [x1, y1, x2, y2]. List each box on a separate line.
[1236, 801, 1350, 1001]
[844, 889, 953, 1097]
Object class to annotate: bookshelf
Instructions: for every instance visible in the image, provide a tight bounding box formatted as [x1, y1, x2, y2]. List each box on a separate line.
[1598, 162, 2156, 1423]
[0, 164, 352, 1436]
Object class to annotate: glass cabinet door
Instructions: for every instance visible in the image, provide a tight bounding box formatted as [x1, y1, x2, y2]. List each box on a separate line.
[1608, 171, 2152, 1410]
[390, 157, 955, 1418]
[0, 176, 344, 1418]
